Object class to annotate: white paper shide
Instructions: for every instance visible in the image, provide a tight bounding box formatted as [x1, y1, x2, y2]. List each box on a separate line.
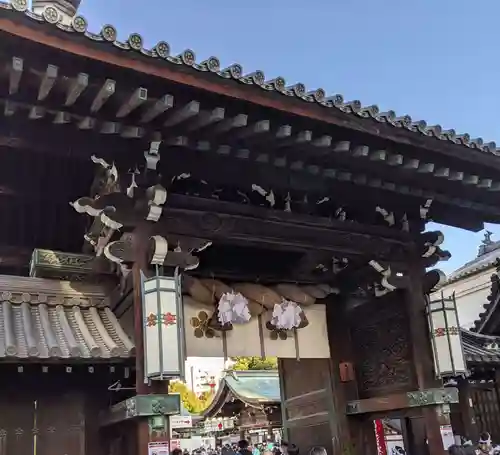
[217, 292, 252, 325]
[271, 299, 302, 330]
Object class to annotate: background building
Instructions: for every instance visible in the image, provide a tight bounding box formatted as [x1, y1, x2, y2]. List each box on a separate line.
[185, 357, 229, 396]
[433, 232, 500, 328]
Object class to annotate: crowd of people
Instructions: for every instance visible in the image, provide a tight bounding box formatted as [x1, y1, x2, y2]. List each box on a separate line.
[447, 432, 500, 455]
[170, 432, 500, 455]
[171, 440, 326, 455]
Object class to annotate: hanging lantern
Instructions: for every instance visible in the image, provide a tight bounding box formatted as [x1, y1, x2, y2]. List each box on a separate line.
[427, 292, 467, 378]
[141, 267, 185, 382]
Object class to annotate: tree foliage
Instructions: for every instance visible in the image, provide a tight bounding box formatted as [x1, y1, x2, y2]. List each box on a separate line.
[230, 356, 278, 370]
[168, 381, 211, 414]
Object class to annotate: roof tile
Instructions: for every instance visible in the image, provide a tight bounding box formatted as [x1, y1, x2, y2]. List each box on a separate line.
[0, 300, 134, 359]
[1, 0, 498, 155]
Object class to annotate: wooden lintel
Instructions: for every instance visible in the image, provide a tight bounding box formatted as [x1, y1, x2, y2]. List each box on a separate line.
[158, 195, 411, 259]
[345, 387, 459, 415]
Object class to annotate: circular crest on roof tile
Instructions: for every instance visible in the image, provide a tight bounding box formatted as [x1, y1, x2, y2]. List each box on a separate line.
[270, 77, 285, 91]
[349, 100, 362, 112]
[0, 291, 11, 301]
[21, 293, 31, 303]
[155, 41, 170, 58]
[72, 15, 87, 33]
[251, 71, 265, 85]
[11, 0, 28, 12]
[332, 94, 344, 106]
[101, 24, 117, 42]
[43, 6, 60, 24]
[400, 115, 412, 127]
[459, 133, 471, 144]
[312, 88, 326, 102]
[206, 56, 220, 72]
[182, 50, 196, 66]
[128, 33, 143, 50]
[229, 64, 242, 78]
[291, 83, 305, 96]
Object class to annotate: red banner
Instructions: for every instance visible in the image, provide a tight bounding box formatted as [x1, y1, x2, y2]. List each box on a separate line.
[374, 420, 387, 455]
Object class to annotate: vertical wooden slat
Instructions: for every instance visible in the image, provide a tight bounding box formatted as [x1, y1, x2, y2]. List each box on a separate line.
[277, 359, 289, 442]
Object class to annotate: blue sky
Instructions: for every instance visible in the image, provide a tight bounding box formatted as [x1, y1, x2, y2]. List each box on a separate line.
[76, 0, 500, 273]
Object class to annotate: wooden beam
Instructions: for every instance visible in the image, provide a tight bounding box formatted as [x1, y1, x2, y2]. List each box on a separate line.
[140, 94, 174, 123]
[65, 73, 88, 106]
[154, 195, 411, 260]
[345, 387, 459, 415]
[117, 87, 148, 118]
[90, 79, 115, 113]
[37, 64, 58, 101]
[163, 100, 200, 127]
[8, 57, 23, 95]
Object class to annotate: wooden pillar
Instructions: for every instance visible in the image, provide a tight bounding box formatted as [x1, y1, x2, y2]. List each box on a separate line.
[132, 226, 170, 455]
[326, 299, 367, 455]
[449, 378, 478, 444]
[406, 262, 445, 455]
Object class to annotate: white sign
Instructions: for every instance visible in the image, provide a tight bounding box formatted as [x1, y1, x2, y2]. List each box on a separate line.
[148, 441, 169, 455]
[170, 415, 193, 429]
[440, 425, 455, 450]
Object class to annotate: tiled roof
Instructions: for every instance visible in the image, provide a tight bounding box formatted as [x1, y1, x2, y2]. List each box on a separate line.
[442, 242, 500, 286]
[0, 275, 134, 360]
[471, 262, 500, 333]
[224, 370, 280, 403]
[1, 0, 499, 156]
[203, 370, 279, 417]
[462, 328, 500, 365]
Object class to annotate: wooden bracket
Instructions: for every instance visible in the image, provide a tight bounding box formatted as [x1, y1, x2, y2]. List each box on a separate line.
[98, 394, 181, 427]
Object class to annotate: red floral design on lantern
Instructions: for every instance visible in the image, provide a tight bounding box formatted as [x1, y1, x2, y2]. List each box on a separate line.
[434, 328, 446, 337]
[163, 312, 177, 326]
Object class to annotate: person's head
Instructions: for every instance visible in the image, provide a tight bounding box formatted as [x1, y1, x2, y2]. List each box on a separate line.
[172, 449, 183, 455]
[479, 432, 492, 452]
[462, 446, 477, 455]
[448, 445, 465, 455]
[238, 441, 249, 450]
[308, 447, 327, 455]
[287, 445, 298, 455]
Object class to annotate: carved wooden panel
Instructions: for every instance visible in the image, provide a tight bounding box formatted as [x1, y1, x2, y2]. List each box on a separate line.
[349, 292, 416, 398]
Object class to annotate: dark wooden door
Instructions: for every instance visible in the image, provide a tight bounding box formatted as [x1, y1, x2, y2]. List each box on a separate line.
[0, 391, 85, 455]
[279, 358, 338, 454]
[0, 393, 35, 455]
[471, 384, 500, 441]
[37, 392, 85, 455]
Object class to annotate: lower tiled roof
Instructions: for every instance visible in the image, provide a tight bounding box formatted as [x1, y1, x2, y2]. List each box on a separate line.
[0, 301, 135, 359]
[462, 329, 500, 365]
[0, 274, 135, 360]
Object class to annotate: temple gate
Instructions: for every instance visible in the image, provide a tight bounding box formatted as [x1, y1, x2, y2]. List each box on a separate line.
[0, 0, 499, 454]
